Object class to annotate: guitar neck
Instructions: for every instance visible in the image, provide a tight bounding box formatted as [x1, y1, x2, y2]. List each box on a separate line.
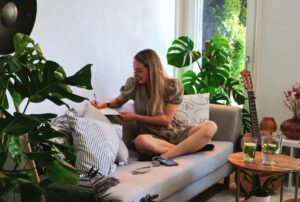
[247, 91, 261, 143]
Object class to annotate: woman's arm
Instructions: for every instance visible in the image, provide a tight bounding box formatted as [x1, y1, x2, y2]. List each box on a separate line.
[120, 103, 177, 127]
[91, 94, 128, 109]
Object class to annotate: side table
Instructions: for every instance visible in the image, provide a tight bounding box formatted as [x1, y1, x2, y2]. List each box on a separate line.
[228, 152, 300, 202]
[282, 136, 300, 187]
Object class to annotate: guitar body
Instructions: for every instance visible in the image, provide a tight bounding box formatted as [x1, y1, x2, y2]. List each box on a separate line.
[236, 69, 281, 194]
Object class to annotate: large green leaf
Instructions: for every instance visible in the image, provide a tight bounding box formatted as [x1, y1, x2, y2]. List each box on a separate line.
[13, 33, 45, 71]
[167, 36, 201, 68]
[1, 113, 55, 135]
[8, 81, 23, 108]
[7, 136, 22, 164]
[64, 64, 93, 89]
[0, 55, 23, 74]
[24, 151, 57, 161]
[11, 62, 91, 107]
[46, 160, 78, 185]
[210, 92, 230, 104]
[181, 70, 203, 94]
[0, 171, 36, 202]
[0, 33, 91, 201]
[28, 124, 68, 142]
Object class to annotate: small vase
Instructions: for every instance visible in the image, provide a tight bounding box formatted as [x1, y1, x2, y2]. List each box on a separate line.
[246, 195, 270, 202]
[260, 117, 277, 136]
[280, 116, 300, 140]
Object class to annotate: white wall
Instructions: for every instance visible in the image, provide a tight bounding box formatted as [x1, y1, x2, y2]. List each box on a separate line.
[254, 0, 300, 128]
[27, 0, 175, 114]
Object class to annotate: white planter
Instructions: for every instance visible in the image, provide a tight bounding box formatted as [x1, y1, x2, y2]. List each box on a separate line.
[246, 195, 271, 202]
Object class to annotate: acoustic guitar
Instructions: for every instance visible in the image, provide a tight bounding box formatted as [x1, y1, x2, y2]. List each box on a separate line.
[237, 69, 281, 194]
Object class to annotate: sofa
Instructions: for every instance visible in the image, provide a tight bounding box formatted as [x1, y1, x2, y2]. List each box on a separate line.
[103, 103, 242, 202]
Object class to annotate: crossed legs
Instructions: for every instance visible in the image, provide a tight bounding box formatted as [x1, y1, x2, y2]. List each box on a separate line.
[133, 121, 218, 159]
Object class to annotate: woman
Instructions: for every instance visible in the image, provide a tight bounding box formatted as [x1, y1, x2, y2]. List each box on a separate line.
[91, 49, 217, 159]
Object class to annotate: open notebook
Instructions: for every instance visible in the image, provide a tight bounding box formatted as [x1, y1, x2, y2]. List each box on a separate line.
[99, 108, 120, 115]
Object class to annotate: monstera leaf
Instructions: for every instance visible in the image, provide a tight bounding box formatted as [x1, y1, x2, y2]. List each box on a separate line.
[167, 35, 251, 133]
[167, 36, 201, 68]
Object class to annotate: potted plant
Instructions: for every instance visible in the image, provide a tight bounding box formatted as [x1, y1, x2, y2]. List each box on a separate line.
[0, 33, 92, 202]
[242, 171, 281, 202]
[167, 35, 251, 133]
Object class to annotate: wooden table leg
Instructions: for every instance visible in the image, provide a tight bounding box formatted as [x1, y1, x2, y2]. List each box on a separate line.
[280, 174, 284, 202]
[295, 171, 299, 202]
[236, 168, 241, 202]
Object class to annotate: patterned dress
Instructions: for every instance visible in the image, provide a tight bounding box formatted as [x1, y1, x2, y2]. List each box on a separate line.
[120, 77, 193, 144]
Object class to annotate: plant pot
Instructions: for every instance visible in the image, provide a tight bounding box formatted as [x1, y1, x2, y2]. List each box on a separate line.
[280, 117, 300, 140]
[246, 195, 270, 202]
[260, 117, 277, 136]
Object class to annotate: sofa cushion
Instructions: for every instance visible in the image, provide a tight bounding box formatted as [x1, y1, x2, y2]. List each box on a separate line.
[66, 111, 119, 176]
[106, 141, 233, 202]
[175, 93, 209, 125]
[82, 104, 129, 165]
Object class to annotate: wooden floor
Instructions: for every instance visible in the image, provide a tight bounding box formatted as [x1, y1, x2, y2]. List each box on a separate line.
[188, 182, 228, 202]
[188, 173, 235, 201]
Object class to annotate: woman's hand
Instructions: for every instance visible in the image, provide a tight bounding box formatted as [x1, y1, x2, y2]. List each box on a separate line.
[90, 100, 106, 109]
[119, 112, 138, 122]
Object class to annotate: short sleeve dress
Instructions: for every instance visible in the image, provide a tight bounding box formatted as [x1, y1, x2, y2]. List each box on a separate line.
[120, 77, 193, 144]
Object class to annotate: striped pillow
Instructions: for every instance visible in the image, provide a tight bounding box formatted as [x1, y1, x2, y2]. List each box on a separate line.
[66, 111, 119, 176]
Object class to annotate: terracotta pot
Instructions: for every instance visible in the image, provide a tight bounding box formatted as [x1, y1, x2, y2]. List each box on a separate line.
[280, 117, 300, 140]
[246, 195, 270, 202]
[260, 117, 277, 136]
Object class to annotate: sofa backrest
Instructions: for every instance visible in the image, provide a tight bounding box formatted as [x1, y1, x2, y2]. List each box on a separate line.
[110, 103, 242, 147]
[209, 104, 242, 144]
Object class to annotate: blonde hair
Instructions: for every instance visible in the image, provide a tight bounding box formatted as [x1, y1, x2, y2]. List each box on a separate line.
[134, 49, 168, 115]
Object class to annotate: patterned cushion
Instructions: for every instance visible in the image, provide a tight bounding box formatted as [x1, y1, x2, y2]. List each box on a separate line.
[66, 111, 119, 176]
[175, 93, 209, 125]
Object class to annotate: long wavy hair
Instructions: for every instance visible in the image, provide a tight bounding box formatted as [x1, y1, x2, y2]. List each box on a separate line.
[134, 49, 168, 115]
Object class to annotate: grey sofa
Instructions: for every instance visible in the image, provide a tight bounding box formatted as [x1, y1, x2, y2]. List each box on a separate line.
[105, 104, 242, 202]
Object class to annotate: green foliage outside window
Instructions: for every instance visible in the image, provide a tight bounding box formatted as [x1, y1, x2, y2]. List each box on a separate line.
[203, 0, 246, 81]
[201, 0, 251, 133]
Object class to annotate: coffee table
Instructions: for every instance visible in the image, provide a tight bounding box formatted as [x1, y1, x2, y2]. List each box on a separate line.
[228, 152, 300, 202]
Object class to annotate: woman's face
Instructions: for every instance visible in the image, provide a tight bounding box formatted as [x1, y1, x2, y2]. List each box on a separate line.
[133, 59, 149, 84]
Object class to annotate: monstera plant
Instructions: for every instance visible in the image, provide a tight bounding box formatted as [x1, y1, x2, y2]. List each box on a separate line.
[0, 33, 92, 202]
[167, 35, 251, 133]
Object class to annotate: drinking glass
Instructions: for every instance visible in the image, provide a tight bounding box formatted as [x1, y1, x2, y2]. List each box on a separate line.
[243, 137, 258, 162]
[261, 133, 282, 165]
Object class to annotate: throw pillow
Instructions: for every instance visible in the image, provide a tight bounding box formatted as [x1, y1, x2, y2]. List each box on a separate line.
[66, 111, 119, 176]
[82, 104, 129, 165]
[113, 124, 129, 165]
[175, 93, 209, 125]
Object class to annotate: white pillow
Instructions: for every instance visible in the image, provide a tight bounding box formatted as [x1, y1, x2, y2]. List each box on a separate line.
[175, 93, 209, 125]
[66, 111, 119, 176]
[82, 104, 129, 165]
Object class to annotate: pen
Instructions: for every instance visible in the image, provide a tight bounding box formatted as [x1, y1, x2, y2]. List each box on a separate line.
[94, 93, 97, 102]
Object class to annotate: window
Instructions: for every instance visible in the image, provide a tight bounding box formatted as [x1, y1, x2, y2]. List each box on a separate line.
[201, 0, 247, 80]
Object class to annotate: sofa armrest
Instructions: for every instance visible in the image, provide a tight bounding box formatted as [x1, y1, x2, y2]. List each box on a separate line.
[209, 104, 242, 144]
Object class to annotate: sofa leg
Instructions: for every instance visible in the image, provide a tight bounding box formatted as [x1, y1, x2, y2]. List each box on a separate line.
[224, 175, 230, 188]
